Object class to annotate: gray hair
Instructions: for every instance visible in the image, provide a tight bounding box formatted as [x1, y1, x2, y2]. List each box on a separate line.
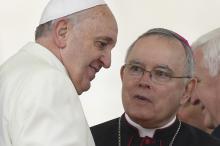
[35, 21, 53, 39]
[125, 28, 194, 77]
[35, 13, 79, 40]
[192, 28, 220, 77]
[35, 8, 89, 40]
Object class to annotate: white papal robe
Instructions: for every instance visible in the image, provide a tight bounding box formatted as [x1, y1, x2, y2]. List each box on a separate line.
[0, 42, 95, 146]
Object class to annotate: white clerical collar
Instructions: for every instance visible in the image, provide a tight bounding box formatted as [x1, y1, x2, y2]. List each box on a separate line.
[125, 114, 176, 138]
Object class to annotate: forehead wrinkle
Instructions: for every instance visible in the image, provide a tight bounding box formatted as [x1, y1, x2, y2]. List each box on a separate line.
[69, 5, 114, 26]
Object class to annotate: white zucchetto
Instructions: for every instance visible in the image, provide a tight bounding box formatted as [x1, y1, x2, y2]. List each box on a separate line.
[39, 0, 106, 25]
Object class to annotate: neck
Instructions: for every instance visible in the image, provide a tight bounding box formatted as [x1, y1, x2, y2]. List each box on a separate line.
[36, 38, 62, 62]
[118, 114, 182, 146]
[125, 114, 176, 138]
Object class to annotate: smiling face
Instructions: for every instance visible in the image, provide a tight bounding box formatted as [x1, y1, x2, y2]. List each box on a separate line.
[192, 48, 220, 127]
[121, 35, 195, 128]
[60, 5, 118, 94]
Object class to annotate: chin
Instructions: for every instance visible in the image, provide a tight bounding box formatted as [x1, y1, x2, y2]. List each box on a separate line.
[81, 83, 91, 94]
[127, 109, 152, 121]
[205, 122, 216, 129]
[76, 83, 90, 95]
[204, 118, 216, 129]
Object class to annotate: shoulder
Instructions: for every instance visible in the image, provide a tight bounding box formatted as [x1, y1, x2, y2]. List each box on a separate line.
[1, 52, 77, 116]
[212, 125, 220, 139]
[0, 46, 73, 93]
[0, 43, 67, 83]
[91, 118, 119, 145]
[91, 118, 119, 134]
[179, 122, 220, 146]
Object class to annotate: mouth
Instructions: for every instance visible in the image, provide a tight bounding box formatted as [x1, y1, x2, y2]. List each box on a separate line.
[133, 95, 152, 103]
[88, 65, 101, 81]
[89, 65, 101, 73]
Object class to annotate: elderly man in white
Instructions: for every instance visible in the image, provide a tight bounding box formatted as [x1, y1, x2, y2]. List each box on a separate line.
[0, 0, 118, 146]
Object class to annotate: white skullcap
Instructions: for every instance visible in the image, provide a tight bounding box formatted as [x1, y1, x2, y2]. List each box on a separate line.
[39, 0, 106, 25]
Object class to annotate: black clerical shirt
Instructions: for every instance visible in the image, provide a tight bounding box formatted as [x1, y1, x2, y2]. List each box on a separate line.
[91, 115, 220, 146]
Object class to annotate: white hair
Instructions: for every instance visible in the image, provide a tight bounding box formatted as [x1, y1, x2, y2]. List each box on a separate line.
[192, 28, 220, 77]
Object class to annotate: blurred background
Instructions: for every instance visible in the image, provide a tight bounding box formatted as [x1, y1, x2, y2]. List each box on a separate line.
[1, 0, 220, 126]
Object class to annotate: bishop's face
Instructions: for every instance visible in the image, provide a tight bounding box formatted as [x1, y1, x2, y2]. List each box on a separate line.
[121, 35, 194, 128]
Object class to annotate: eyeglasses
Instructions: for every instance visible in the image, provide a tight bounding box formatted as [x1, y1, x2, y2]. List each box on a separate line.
[123, 63, 191, 84]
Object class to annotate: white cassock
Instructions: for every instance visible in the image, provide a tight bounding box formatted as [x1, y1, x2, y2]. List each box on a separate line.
[0, 42, 95, 146]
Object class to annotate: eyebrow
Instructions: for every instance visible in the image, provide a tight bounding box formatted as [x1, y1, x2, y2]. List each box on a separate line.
[155, 64, 171, 69]
[154, 64, 174, 72]
[128, 59, 175, 69]
[128, 60, 144, 66]
[128, 61, 174, 71]
[96, 36, 115, 44]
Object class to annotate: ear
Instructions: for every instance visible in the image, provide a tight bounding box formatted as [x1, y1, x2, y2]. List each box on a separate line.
[120, 65, 125, 81]
[52, 19, 70, 48]
[180, 78, 197, 105]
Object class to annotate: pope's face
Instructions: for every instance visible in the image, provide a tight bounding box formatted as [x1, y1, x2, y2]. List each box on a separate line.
[121, 35, 194, 128]
[61, 5, 118, 94]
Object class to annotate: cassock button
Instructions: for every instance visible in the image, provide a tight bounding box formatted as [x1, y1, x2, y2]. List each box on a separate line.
[144, 137, 156, 144]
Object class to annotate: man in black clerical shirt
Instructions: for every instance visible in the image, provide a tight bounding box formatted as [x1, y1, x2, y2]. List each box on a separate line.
[91, 28, 220, 146]
[190, 28, 220, 140]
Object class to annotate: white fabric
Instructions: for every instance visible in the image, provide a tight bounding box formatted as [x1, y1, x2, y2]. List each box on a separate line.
[0, 42, 95, 146]
[125, 114, 176, 138]
[40, 0, 106, 24]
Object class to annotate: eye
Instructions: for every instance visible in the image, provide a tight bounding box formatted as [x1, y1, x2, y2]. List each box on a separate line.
[129, 65, 144, 73]
[95, 41, 108, 50]
[153, 69, 171, 78]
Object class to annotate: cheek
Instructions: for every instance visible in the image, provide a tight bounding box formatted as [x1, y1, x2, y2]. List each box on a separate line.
[197, 87, 215, 106]
[157, 93, 179, 109]
[121, 80, 137, 104]
[155, 85, 182, 109]
[203, 96, 217, 112]
[121, 81, 132, 100]
[121, 75, 136, 89]
[67, 37, 94, 60]
[121, 88, 131, 114]
[156, 84, 182, 99]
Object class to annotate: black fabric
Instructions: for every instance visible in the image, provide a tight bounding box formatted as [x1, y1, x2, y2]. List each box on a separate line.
[212, 125, 220, 140]
[91, 115, 220, 146]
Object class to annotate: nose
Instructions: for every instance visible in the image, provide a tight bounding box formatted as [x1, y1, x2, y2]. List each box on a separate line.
[138, 71, 152, 88]
[141, 71, 152, 82]
[100, 50, 111, 68]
